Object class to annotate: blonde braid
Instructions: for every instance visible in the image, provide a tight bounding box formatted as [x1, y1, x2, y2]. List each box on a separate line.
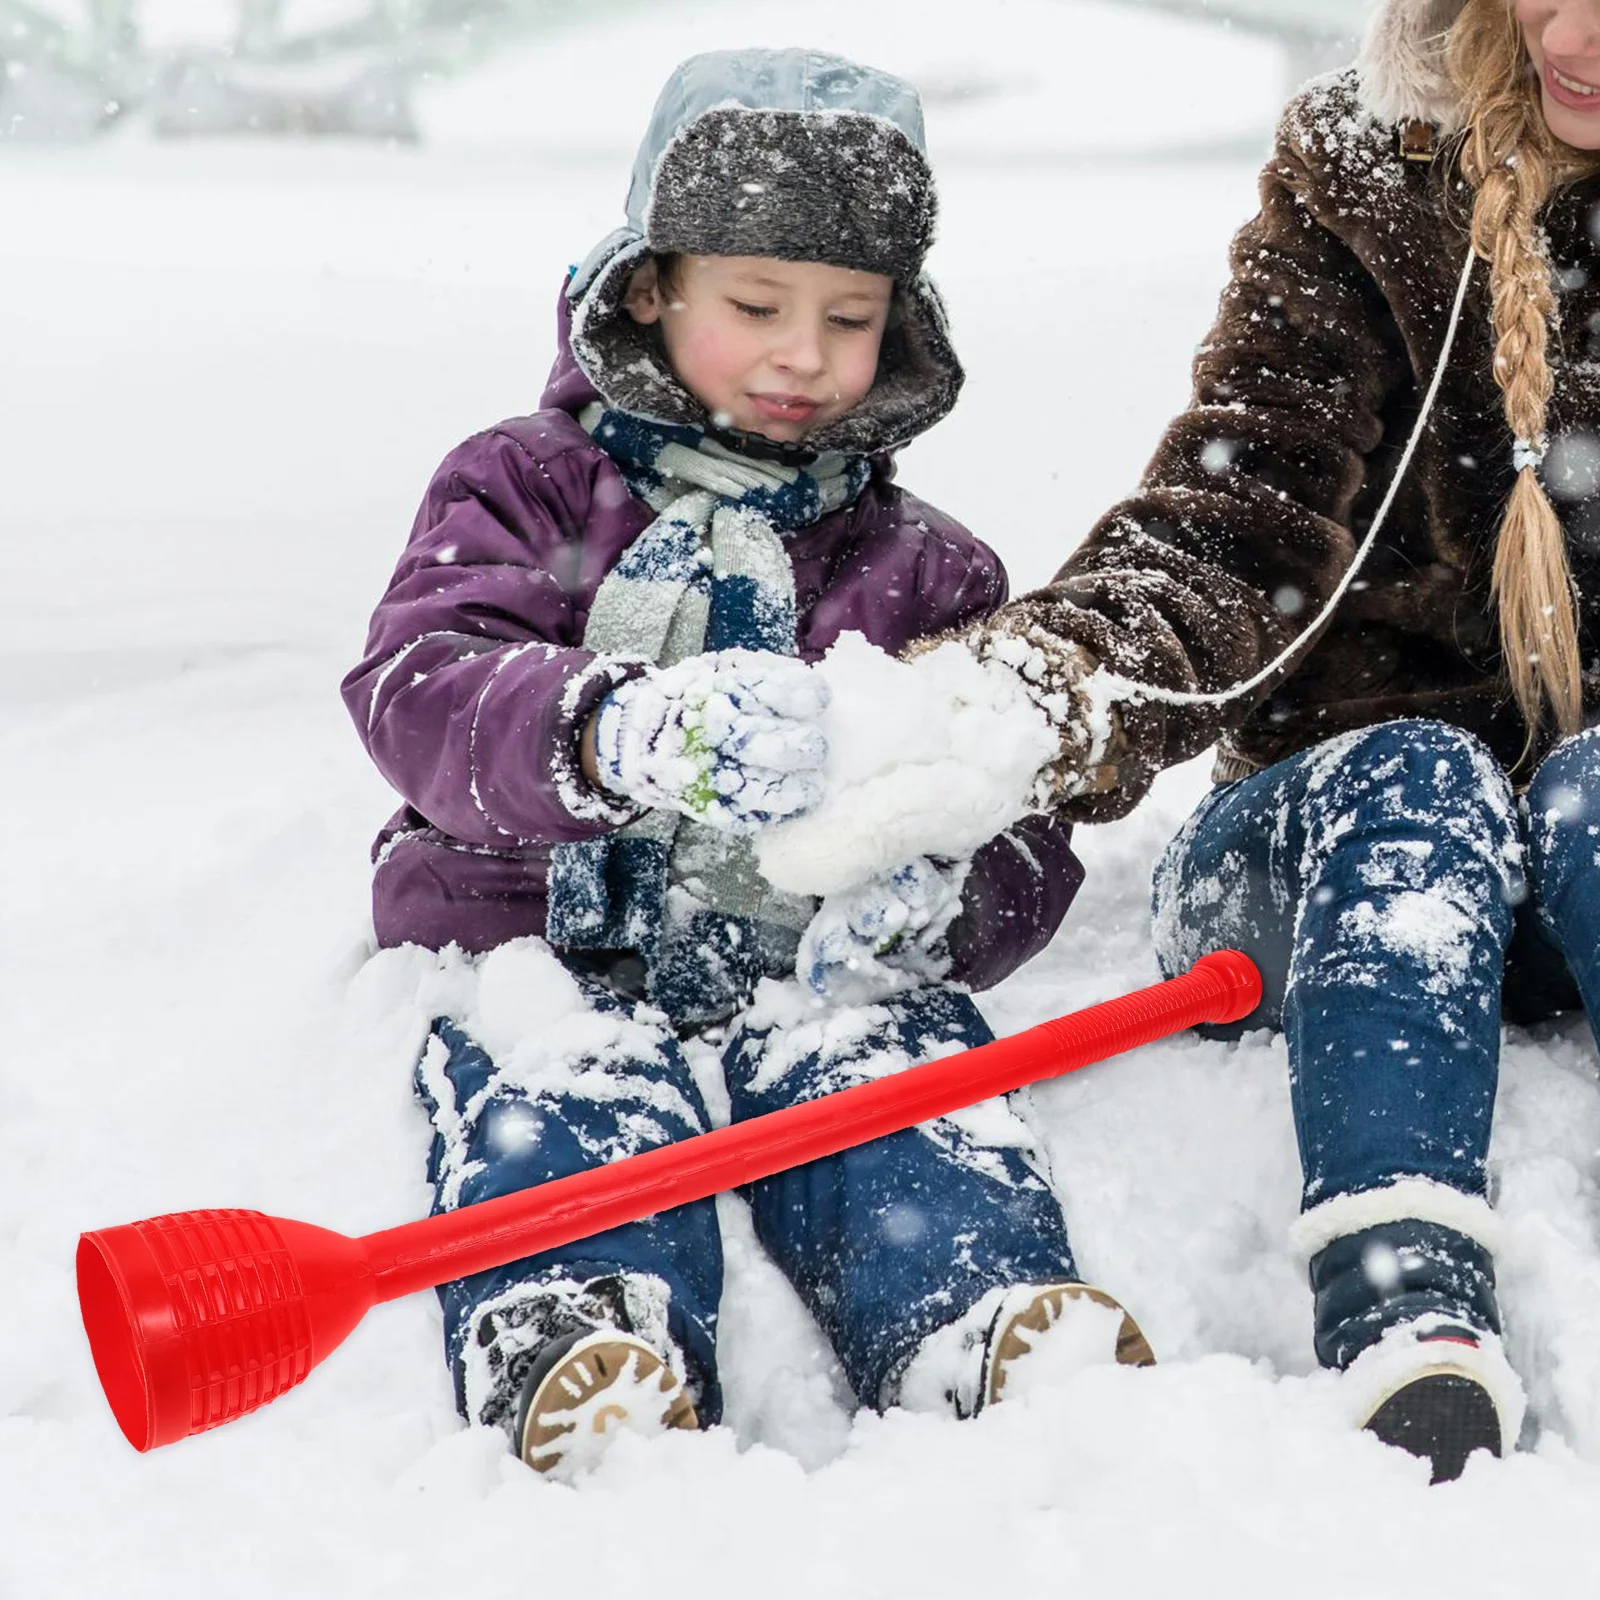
[1450, 1, 1584, 746]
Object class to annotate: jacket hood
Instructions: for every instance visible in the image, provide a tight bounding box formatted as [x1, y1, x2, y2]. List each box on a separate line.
[1357, 0, 1469, 131]
[562, 47, 963, 456]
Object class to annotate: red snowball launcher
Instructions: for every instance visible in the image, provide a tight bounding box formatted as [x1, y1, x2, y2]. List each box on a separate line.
[78, 951, 1260, 1452]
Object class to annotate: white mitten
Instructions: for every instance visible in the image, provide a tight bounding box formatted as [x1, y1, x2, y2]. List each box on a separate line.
[798, 857, 968, 1006]
[593, 649, 829, 832]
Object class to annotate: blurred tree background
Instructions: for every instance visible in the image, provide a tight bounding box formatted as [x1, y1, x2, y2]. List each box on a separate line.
[0, 0, 647, 139]
[0, 0, 1365, 143]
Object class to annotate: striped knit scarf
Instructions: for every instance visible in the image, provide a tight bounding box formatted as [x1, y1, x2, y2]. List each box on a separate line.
[546, 404, 871, 1027]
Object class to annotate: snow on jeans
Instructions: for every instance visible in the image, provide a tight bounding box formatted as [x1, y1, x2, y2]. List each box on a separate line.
[1152, 718, 1600, 1366]
[417, 979, 1078, 1437]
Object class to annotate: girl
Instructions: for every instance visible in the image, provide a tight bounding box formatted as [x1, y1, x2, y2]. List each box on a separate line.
[344, 47, 1151, 1480]
[948, 0, 1600, 1484]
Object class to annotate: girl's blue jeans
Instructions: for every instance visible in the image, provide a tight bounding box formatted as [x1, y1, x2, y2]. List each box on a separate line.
[417, 981, 1078, 1432]
[1152, 720, 1600, 1210]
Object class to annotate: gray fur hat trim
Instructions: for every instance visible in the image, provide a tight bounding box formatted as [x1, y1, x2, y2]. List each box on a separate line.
[566, 234, 963, 455]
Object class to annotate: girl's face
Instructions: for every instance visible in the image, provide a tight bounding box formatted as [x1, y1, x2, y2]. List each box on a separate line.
[625, 254, 893, 443]
[1519, 0, 1600, 149]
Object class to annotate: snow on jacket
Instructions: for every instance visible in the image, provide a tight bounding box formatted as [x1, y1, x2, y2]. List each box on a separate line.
[1009, 62, 1600, 822]
[342, 292, 1084, 991]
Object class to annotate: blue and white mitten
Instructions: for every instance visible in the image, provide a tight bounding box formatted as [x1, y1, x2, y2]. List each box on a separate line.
[799, 857, 969, 1006]
[593, 649, 829, 833]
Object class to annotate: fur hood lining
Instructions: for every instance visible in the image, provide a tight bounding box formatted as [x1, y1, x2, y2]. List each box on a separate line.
[1357, 0, 1470, 131]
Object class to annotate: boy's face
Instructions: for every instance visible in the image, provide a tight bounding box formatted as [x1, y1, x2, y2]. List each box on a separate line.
[625, 254, 893, 443]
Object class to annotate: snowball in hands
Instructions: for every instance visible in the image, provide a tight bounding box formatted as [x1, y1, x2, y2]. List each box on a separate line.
[593, 649, 829, 832]
[799, 856, 967, 1006]
[756, 633, 1057, 896]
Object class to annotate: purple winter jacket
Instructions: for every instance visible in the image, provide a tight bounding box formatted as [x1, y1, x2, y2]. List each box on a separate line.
[342, 298, 1084, 993]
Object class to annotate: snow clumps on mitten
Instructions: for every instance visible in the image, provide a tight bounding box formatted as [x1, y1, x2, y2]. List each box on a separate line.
[951, 614, 1122, 803]
[798, 856, 968, 1007]
[593, 648, 829, 832]
[756, 632, 1057, 896]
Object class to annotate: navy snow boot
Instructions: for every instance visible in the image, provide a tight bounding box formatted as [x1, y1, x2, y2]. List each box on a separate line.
[1308, 1218, 1519, 1483]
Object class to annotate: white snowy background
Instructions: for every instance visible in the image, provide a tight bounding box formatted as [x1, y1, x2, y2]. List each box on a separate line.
[8, 1, 1600, 1595]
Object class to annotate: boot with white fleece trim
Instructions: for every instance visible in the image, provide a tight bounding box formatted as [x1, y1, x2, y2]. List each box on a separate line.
[1294, 1182, 1522, 1482]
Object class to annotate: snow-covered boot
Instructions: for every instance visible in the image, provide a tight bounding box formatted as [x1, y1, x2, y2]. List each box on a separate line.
[465, 1273, 703, 1480]
[1351, 1323, 1518, 1484]
[1294, 1188, 1523, 1483]
[978, 1281, 1156, 1411]
[892, 1280, 1155, 1417]
[512, 1328, 699, 1479]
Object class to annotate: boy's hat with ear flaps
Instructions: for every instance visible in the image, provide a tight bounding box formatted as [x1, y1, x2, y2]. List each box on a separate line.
[565, 47, 963, 455]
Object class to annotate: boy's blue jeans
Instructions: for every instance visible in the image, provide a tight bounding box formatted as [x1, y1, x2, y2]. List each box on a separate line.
[417, 981, 1078, 1433]
[1152, 720, 1600, 1210]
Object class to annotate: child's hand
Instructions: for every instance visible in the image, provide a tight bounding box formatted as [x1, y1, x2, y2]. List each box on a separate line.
[798, 857, 967, 1006]
[591, 649, 829, 832]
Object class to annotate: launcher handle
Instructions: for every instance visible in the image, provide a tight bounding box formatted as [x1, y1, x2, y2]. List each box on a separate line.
[361, 951, 1261, 1302]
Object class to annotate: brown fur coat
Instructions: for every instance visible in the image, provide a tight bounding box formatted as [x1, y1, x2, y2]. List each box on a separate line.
[1019, 68, 1600, 822]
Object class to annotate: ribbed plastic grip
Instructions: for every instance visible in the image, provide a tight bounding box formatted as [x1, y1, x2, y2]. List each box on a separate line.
[1033, 948, 1262, 1063]
[78, 1209, 314, 1451]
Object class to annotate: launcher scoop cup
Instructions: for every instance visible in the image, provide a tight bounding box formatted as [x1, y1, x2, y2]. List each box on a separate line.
[77, 950, 1260, 1451]
[77, 1212, 377, 1452]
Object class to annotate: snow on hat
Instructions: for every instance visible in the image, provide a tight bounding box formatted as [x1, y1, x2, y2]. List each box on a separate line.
[565, 47, 963, 455]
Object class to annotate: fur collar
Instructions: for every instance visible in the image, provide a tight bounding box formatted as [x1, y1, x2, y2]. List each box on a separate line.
[1357, 0, 1468, 130]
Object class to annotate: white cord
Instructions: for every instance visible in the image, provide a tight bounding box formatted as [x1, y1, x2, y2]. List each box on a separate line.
[1095, 242, 1480, 711]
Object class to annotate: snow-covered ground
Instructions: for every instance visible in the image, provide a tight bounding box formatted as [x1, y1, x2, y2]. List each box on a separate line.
[7, 2, 1600, 1594]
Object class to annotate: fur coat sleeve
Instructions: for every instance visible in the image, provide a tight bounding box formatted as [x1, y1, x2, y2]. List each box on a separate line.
[1011, 97, 1415, 820]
